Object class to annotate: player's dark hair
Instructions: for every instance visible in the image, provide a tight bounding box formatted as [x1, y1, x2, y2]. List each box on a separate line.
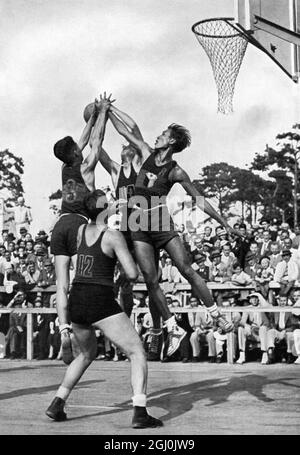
[168, 123, 191, 153]
[53, 136, 76, 165]
[83, 189, 108, 221]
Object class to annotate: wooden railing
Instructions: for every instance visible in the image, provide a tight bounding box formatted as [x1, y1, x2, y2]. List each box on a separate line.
[0, 282, 299, 364]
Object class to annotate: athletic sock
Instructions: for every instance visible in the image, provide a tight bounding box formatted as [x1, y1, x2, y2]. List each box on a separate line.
[59, 324, 72, 334]
[164, 315, 177, 332]
[132, 393, 147, 408]
[207, 303, 220, 318]
[151, 328, 162, 335]
[56, 386, 71, 402]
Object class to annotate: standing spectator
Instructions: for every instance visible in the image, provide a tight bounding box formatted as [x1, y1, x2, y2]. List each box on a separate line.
[273, 249, 299, 297]
[236, 292, 271, 364]
[4, 196, 33, 235]
[1, 229, 9, 249]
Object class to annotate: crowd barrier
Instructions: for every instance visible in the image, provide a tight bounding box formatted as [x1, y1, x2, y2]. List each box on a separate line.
[0, 282, 299, 364]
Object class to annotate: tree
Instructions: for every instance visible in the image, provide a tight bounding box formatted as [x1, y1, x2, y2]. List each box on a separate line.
[0, 149, 24, 202]
[251, 124, 300, 227]
[193, 162, 239, 217]
[227, 169, 269, 224]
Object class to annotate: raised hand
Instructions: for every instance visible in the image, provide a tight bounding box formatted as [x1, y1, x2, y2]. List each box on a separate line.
[99, 92, 116, 111]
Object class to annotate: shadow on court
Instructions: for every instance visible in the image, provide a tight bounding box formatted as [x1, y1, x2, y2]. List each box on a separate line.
[66, 374, 299, 423]
[0, 379, 105, 402]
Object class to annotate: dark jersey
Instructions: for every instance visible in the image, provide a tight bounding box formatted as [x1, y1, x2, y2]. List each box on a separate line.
[73, 226, 116, 287]
[116, 164, 137, 237]
[134, 152, 177, 206]
[61, 163, 90, 217]
[115, 164, 137, 202]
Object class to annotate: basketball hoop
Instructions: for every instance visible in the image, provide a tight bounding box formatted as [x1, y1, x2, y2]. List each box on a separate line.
[192, 18, 248, 114]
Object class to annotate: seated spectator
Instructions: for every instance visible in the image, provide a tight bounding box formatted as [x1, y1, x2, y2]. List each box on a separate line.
[38, 258, 56, 287]
[236, 292, 271, 364]
[254, 256, 274, 301]
[244, 252, 260, 280]
[273, 249, 299, 297]
[35, 249, 47, 272]
[211, 300, 239, 363]
[3, 263, 26, 289]
[282, 237, 300, 277]
[33, 295, 50, 360]
[5, 290, 33, 359]
[267, 295, 300, 364]
[268, 242, 282, 271]
[22, 260, 40, 285]
[258, 230, 272, 257]
[202, 225, 213, 243]
[192, 252, 210, 282]
[188, 297, 216, 362]
[221, 242, 237, 272]
[244, 241, 260, 268]
[209, 249, 231, 283]
[231, 262, 253, 287]
[25, 240, 36, 263]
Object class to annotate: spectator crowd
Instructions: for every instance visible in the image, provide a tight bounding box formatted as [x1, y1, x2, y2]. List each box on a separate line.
[0, 212, 300, 366]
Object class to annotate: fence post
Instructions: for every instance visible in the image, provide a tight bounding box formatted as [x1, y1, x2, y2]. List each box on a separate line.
[226, 311, 234, 364]
[26, 313, 33, 360]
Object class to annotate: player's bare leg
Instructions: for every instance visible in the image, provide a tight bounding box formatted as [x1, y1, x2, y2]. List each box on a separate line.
[54, 255, 74, 365]
[164, 236, 234, 332]
[133, 241, 186, 358]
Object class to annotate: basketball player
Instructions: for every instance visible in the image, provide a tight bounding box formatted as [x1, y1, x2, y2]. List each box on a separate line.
[97, 105, 143, 319]
[108, 106, 237, 358]
[50, 93, 112, 364]
[46, 190, 163, 429]
[99, 107, 182, 360]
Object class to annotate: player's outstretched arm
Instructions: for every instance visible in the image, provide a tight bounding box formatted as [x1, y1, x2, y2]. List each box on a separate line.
[108, 110, 151, 162]
[110, 231, 138, 282]
[98, 147, 120, 189]
[109, 105, 144, 141]
[170, 165, 235, 235]
[83, 94, 111, 173]
[77, 101, 98, 152]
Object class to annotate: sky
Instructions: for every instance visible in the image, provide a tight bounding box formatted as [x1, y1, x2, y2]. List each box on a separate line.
[1, 0, 300, 233]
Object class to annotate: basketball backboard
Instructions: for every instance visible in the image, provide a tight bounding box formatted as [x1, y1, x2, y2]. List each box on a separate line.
[234, 0, 300, 81]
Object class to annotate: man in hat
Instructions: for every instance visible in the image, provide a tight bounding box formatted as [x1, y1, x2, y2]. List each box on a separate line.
[274, 249, 299, 297]
[19, 227, 28, 242]
[50, 93, 113, 364]
[192, 252, 210, 282]
[236, 292, 271, 364]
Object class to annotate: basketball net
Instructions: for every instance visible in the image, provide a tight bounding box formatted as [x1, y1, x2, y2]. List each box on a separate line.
[192, 19, 248, 114]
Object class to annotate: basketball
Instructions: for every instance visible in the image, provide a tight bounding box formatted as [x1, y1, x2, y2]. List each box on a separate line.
[83, 102, 95, 122]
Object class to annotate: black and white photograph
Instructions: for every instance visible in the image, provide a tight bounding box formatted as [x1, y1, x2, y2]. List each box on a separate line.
[0, 0, 300, 438]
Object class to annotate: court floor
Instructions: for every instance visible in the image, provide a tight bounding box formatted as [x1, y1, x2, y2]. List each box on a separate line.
[0, 359, 299, 435]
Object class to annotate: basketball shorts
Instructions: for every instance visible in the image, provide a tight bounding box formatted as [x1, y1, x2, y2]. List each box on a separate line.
[50, 213, 88, 256]
[69, 283, 123, 325]
[130, 205, 179, 249]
